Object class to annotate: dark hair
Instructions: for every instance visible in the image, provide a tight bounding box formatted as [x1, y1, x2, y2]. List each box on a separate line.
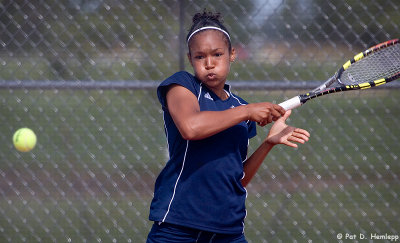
[186, 10, 232, 52]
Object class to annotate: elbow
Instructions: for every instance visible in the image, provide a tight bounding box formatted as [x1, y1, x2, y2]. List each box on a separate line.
[178, 123, 203, 141]
[180, 131, 196, 141]
[180, 129, 200, 141]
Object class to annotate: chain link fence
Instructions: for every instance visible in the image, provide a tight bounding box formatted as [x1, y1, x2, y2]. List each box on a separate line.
[1, 0, 399, 242]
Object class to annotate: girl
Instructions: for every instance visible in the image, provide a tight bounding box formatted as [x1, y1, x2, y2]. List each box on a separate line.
[147, 10, 310, 243]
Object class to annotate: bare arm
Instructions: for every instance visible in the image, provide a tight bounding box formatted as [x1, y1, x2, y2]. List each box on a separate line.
[242, 110, 310, 187]
[166, 84, 285, 140]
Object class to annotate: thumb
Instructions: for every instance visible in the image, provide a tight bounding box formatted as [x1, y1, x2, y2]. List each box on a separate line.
[280, 109, 292, 122]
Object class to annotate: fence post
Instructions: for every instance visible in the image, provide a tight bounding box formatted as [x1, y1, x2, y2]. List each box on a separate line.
[178, 0, 185, 71]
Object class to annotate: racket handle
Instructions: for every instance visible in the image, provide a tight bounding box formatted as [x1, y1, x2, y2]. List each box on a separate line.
[279, 96, 302, 111]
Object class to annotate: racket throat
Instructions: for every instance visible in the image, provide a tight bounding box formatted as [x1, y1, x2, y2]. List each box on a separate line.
[312, 75, 337, 93]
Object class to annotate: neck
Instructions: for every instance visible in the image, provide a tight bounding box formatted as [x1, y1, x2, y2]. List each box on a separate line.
[204, 83, 229, 100]
[218, 89, 229, 100]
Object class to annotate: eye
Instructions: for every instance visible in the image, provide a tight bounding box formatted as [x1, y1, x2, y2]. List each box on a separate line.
[215, 52, 223, 57]
[195, 55, 204, 59]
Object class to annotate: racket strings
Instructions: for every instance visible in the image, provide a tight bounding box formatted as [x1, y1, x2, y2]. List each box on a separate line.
[339, 44, 400, 85]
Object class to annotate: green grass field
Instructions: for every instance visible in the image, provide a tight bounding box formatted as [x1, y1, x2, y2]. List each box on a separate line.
[1, 88, 399, 242]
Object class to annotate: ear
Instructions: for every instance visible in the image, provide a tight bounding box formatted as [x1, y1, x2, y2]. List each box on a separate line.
[230, 47, 236, 62]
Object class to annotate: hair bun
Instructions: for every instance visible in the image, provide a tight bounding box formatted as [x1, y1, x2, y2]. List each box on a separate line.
[192, 9, 222, 25]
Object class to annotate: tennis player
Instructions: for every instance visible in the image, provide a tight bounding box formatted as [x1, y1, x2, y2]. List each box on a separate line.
[147, 10, 310, 243]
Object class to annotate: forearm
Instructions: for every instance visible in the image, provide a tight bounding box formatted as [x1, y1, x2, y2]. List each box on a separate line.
[241, 141, 275, 187]
[176, 105, 249, 140]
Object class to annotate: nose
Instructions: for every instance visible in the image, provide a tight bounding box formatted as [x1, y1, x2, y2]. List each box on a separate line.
[205, 56, 214, 69]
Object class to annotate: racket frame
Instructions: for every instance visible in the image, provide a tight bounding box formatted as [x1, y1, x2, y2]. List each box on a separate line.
[279, 39, 400, 111]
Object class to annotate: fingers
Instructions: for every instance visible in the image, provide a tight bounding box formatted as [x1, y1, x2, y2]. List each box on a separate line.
[258, 114, 277, 126]
[284, 135, 307, 148]
[260, 103, 286, 125]
[282, 109, 292, 120]
[284, 141, 298, 148]
[250, 102, 289, 126]
[288, 128, 310, 144]
[293, 128, 310, 139]
[288, 135, 307, 144]
[270, 105, 284, 119]
[275, 104, 286, 116]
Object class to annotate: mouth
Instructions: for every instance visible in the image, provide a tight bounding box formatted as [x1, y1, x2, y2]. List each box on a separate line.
[207, 73, 217, 80]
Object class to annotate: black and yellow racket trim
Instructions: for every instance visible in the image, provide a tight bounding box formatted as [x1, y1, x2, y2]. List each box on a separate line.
[300, 39, 400, 104]
[279, 39, 400, 110]
[338, 39, 399, 75]
[299, 74, 399, 104]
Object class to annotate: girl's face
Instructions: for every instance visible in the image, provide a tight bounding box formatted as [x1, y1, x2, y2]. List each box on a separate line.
[187, 30, 235, 92]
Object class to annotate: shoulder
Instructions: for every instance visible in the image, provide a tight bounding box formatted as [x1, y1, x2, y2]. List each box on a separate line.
[159, 71, 199, 89]
[157, 71, 201, 107]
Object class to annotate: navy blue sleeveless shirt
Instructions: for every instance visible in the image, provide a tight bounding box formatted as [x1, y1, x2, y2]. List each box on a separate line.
[149, 71, 257, 234]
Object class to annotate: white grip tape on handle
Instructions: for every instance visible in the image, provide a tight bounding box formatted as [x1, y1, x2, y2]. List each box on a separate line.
[278, 96, 302, 111]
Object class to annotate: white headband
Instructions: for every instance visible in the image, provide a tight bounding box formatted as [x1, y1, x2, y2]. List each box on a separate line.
[186, 26, 231, 45]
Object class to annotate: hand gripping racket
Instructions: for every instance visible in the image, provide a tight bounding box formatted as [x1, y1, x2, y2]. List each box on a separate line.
[279, 39, 400, 110]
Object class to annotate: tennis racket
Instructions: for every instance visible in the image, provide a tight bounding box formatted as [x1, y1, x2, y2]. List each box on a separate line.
[279, 39, 400, 110]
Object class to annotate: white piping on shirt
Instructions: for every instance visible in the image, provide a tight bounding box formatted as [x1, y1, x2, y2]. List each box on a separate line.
[161, 139, 190, 222]
[195, 231, 202, 242]
[161, 84, 203, 222]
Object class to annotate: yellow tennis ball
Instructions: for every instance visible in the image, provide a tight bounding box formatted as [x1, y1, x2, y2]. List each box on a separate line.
[13, 128, 37, 152]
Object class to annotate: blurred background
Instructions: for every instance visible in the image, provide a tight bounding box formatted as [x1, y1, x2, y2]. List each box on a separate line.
[0, 0, 399, 242]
